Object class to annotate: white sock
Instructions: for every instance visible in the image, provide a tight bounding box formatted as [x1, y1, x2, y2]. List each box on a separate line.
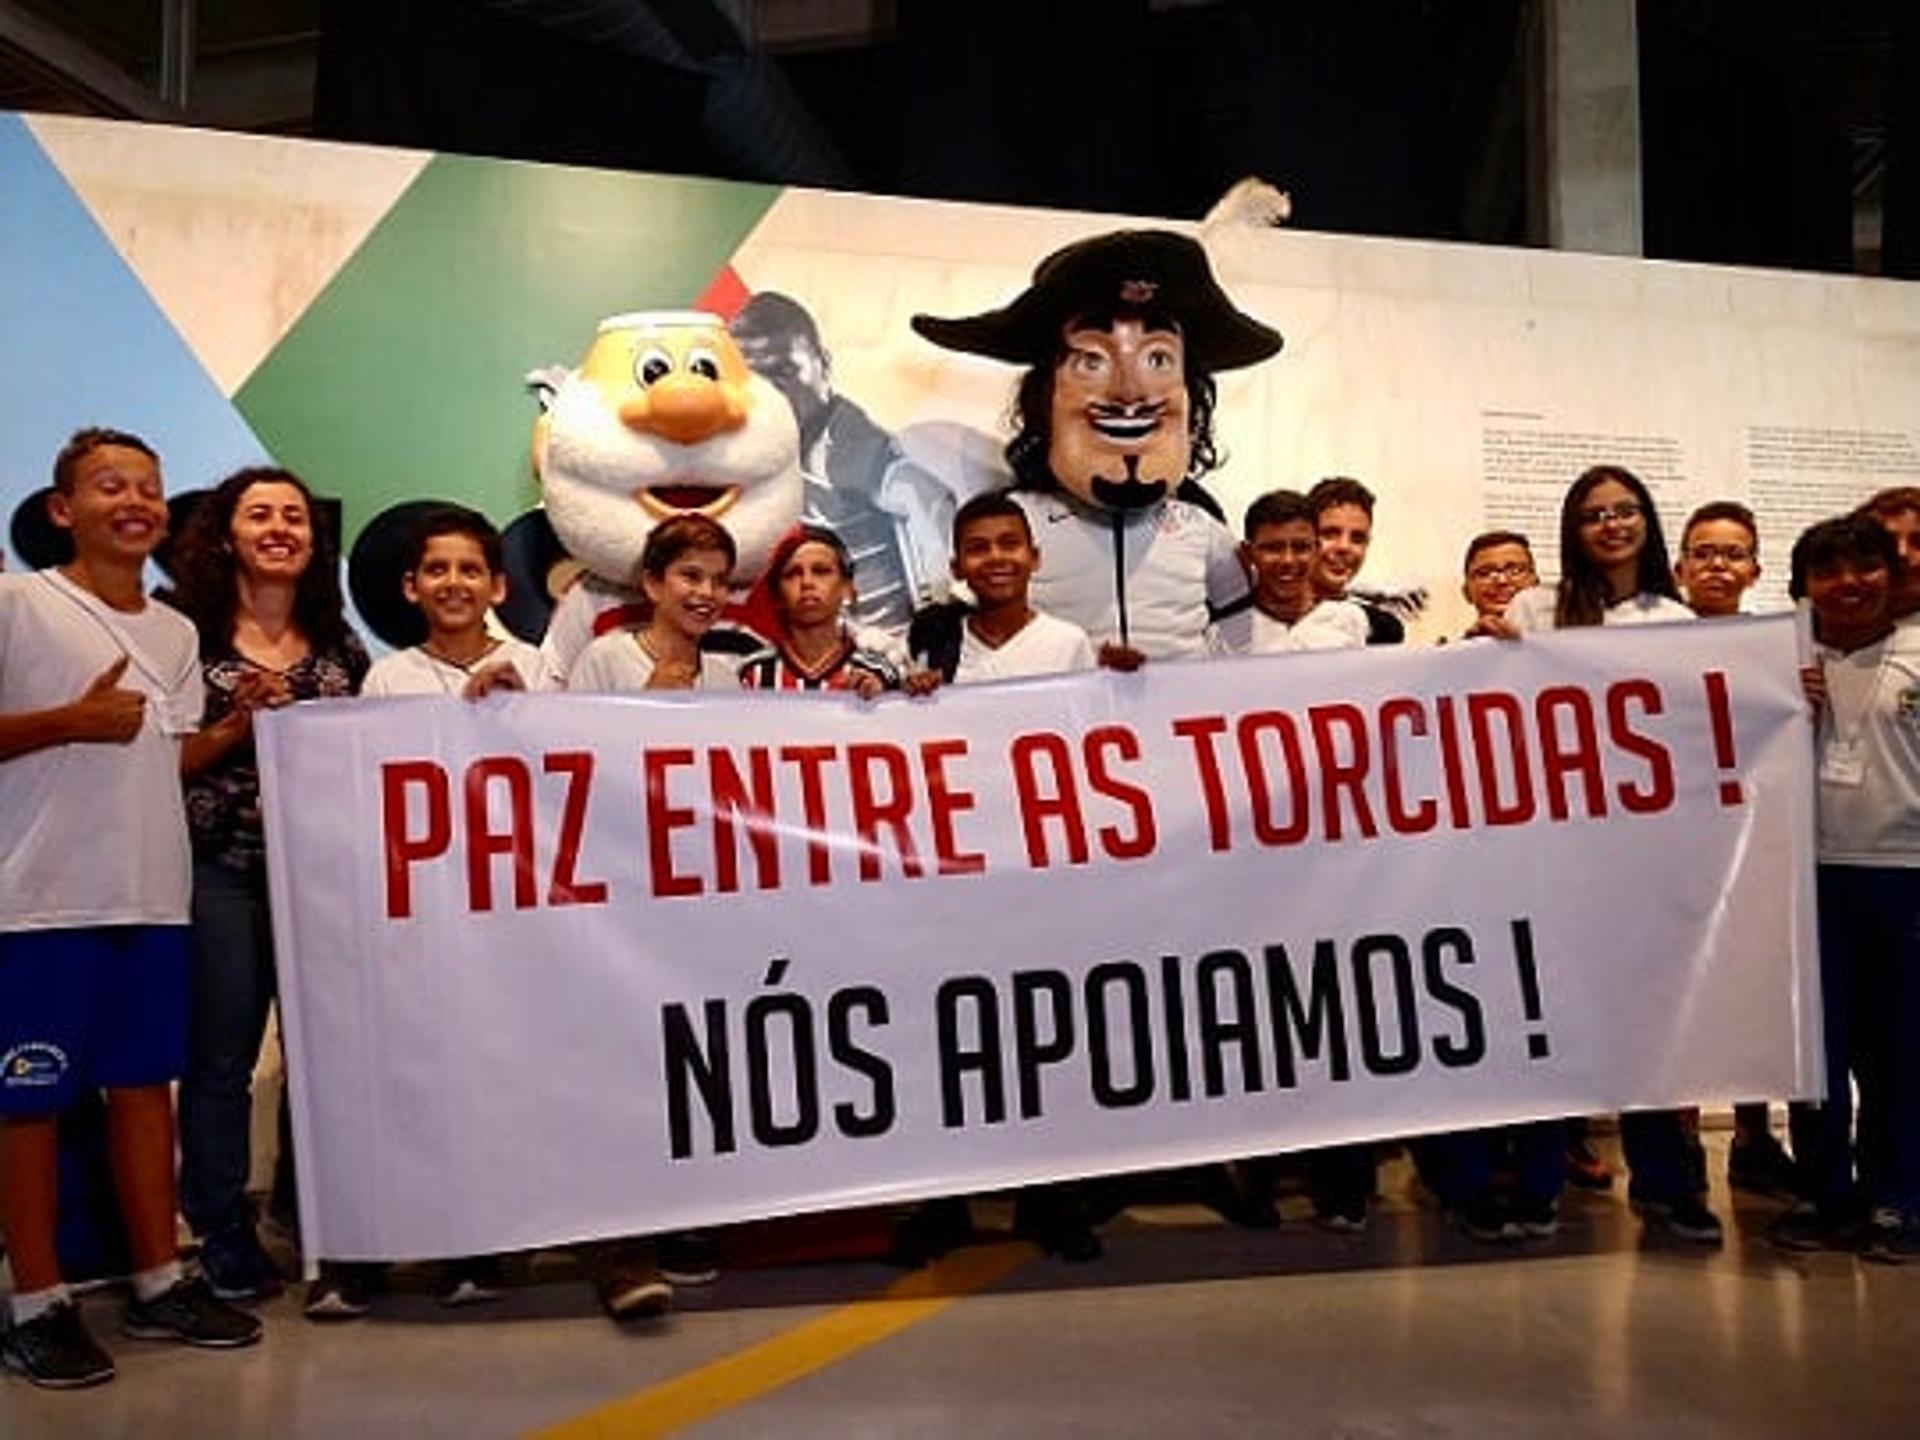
[9, 1284, 71, 1325]
[131, 1261, 184, 1302]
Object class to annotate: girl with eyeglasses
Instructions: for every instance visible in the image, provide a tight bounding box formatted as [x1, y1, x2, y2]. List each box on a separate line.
[1498, 464, 1692, 635]
[1486, 465, 1721, 1245]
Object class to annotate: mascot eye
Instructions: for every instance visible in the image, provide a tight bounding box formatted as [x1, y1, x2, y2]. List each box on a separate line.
[687, 347, 722, 381]
[635, 348, 673, 386]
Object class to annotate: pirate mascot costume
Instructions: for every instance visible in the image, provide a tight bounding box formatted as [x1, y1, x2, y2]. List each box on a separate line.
[911, 229, 1281, 664]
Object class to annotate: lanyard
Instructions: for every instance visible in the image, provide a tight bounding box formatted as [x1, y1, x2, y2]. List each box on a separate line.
[1820, 635, 1895, 757]
[37, 570, 174, 695]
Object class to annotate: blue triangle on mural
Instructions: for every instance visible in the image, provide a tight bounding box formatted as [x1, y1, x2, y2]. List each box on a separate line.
[0, 112, 269, 563]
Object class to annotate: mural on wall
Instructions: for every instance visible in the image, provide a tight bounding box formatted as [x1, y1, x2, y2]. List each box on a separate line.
[5, 109, 1919, 636]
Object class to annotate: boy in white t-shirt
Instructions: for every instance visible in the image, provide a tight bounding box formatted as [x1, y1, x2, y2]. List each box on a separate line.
[361, 506, 541, 700]
[1672, 501, 1800, 1198]
[909, 492, 1095, 683]
[899, 492, 1102, 1262]
[1235, 489, 1368, 654]
[0, 429, 260, 1389]
[353, 505, 534, 1309]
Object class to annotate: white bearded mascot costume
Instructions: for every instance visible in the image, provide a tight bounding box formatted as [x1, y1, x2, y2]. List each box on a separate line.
[531, 311, 804, 684]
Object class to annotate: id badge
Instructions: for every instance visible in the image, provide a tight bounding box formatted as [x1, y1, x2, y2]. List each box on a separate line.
[1819, 740, 1865, 788]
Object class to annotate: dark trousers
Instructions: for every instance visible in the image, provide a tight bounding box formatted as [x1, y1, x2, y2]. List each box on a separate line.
[178, 859, 283, 1238]
[1791, 865, 1920, 1216]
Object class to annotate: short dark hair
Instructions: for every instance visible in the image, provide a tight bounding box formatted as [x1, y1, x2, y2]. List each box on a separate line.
[730, 291, 824, 352]
[1789, 513, 1898, 600]
[953, 491, 1033, 548]
[768, 523, 853, 584]
[1463, 529, 1533, 574]
[640, 514, 737, 580]
[52, 427, 158, 494]
[1243, 489, 1314, 538]
[1306, 476, 1376, 521]
[1859, 486, 1920, 523]
[405, 505, 503, 576]
[1681, 501, 1758, 554]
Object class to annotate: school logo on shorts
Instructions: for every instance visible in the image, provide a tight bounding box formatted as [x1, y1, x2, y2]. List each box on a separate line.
[1898, 686, 1920, 725]
[1, 1042, 69, 1090]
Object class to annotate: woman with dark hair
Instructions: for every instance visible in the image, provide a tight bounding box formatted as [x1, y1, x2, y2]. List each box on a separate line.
[168, 467, 369, 1313]
[1491, 464, 1719, 1245]
[1502, 464, 1687, 632]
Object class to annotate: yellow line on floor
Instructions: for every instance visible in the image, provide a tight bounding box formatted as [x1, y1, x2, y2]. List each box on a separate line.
[529, 1241, 1038, 1440]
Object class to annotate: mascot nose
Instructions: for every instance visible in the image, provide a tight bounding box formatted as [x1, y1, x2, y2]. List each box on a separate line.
[620, 376, 747, 445]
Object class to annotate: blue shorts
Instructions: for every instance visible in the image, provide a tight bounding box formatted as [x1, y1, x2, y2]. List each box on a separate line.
[0, 925, 190, 1115]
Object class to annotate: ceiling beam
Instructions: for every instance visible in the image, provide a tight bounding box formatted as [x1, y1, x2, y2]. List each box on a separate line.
[0, 0, 186, 120]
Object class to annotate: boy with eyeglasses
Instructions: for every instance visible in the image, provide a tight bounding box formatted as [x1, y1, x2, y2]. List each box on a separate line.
[1674, 502, 1801, 1199]
[1460, 531, 1537, 638]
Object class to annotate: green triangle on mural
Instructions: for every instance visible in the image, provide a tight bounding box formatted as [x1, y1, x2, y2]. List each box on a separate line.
[234, 152, 779, 541]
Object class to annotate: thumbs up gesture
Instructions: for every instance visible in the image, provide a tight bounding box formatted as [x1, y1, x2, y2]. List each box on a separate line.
[68, 656, 146, 744]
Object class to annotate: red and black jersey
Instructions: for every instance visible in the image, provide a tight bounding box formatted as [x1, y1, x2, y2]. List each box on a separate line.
[736, 635, 900, 692]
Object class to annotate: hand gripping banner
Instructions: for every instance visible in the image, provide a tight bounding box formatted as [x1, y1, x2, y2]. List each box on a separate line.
[258, 615, 1820, 1261]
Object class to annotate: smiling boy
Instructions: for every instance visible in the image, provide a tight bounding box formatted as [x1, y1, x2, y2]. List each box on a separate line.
[1, 428, 260, 1389]
[1237, 489, 1368, 653]
[360, 506, 540, 699]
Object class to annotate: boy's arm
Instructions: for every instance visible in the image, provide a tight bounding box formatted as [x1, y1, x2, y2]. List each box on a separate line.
[0, 657, 145, 761]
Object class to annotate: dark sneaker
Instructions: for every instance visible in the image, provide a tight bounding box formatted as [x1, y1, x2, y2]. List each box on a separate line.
[1204, 1163, 1280, 1231]
[1014, 1191, 1104, 1263]
[122, 1277, 263, 1348]
[657, 1232, 720, 1287]
[1728, 1134, 1800, 1199]
[303, 1266, 376, 1323]
[1316, 1202, 1368, 1234]
[593, 1254, 673, 1320]
[1862, 1209, 1920, 1266]
[890, 1197, 977, 1268]
[1634, 1195, 1723, 1246]
[1769, 1201, 1837, 1252]
[437, 1255, 507, 1307]
[1458, 1195, 1519, 1244]
[2, 1303, 115, 1389]
[198, 1220, 283, 1301]
[1511, 1198, 1561, 1239]
[1565, 1137, 1615, 1191]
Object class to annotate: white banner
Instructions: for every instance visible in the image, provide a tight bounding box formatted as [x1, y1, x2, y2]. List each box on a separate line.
[259, 616, 1821, 1261]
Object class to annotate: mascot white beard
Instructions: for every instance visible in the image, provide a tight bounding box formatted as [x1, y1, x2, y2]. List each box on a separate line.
[539, 368, 802, 590]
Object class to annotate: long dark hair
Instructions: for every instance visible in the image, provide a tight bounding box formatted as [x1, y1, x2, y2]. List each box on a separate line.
[165, 466, 351, 657]
[1554, 464, 1678, 628]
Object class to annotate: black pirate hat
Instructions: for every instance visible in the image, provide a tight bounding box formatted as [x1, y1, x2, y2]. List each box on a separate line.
[911, 229, 1281, 372]
[9, 485, 210, 576]
[347, 499, 448, 650]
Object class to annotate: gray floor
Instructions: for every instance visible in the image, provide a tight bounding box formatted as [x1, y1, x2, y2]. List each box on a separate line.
[5, 1137, 1918, 1438]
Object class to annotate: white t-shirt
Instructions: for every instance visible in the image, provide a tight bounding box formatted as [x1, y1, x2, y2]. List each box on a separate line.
[362, 637, 544, 697]
[954, 610, 1096, 684]
[536, 577, 649, 689]
[1504, 586, 1694, 633]
[1242, 599, 1370, 655]
[569, 631, 739, 693]
[0, 570, 204, 931]
[1814, 617, 1920, 867]
[1012, 491, 1249, 660]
